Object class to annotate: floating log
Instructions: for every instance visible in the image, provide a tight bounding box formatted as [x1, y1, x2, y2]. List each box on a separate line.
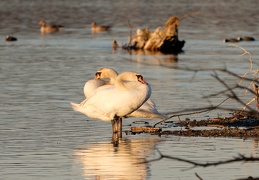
[124, 16, 185, 54]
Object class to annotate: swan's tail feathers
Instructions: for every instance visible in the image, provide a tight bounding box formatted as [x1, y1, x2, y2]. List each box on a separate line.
[70, 102, 81, 112]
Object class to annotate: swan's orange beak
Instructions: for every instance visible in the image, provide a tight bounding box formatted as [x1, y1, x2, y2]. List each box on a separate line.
[137, 75, 148, 85]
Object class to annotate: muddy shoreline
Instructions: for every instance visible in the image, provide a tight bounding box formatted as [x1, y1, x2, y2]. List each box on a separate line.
[130, 111, 259, 138]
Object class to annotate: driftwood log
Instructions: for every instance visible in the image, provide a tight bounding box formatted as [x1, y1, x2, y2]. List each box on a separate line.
[121, 16, 185, 54]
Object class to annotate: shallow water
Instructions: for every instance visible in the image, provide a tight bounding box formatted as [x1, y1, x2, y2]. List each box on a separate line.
[1, 0, 259, 179]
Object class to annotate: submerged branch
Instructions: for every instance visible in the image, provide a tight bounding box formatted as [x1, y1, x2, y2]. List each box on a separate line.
[142, 149, 259, 170]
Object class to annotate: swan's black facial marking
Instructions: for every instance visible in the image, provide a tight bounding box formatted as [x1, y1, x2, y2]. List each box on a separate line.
[95, 72, 102, 79]
[136, 74, 148, 85]
[136, 75, 143, 79]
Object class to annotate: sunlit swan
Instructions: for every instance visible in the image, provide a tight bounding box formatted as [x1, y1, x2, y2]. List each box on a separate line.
[91, 22, 111, 32]
[39, 20, 63, 34]
[83, 67, 118, 98]
[71, 71, 151, 134]
[95, 68, 166, 120]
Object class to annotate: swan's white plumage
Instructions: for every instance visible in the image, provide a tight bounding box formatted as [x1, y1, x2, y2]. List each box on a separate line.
[71, 72, 151, 122]
[83, 79, 106, 99]
[94, 67, 166, 119]
[126, 99, 166, 119]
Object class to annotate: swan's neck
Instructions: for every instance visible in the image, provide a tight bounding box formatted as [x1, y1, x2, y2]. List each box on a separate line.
[107, 71, 118, 85]
[109, 76, 116, 85]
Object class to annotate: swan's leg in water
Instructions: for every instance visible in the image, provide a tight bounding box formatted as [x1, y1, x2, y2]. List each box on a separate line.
[118, 117, 122, 138]
[111, 116, 122, 138]
[111, 120, 117, 133]
[111, 118, 120, 145]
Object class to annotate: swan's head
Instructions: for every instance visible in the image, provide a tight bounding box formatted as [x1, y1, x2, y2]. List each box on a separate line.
[94, 67, 118, 81]
[117, 72, 148, 85]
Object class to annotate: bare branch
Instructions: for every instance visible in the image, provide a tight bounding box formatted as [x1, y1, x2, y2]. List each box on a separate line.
[154, 98, 229, 127]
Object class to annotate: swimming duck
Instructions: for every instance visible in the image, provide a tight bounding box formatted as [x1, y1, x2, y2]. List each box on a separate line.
[223, 38, 239, 43]
[237, 36, 255, 41]
[91, 22, 111, 32]
[39, 20, 63, 34]
[6, 35, 17, 41]
[112, 40, 121, 48]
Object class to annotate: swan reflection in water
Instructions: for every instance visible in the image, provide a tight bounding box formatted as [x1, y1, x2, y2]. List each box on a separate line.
[73, 138, 159, 180]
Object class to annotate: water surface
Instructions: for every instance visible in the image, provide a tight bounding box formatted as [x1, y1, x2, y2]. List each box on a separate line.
[1, 0, 259, 179]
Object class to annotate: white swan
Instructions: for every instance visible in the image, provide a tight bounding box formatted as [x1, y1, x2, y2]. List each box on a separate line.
[71, 72, 151, 134]
[83, 68, 118, 99]
[83, 79, 106, 99]
[95, 67, 166, 119]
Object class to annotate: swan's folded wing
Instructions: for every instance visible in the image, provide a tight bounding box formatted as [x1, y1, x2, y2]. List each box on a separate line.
[126, 98, 167, 119]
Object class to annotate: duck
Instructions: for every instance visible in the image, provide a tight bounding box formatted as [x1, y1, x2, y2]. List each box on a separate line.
[91, 22, 111, 32]
[39, 20, 63, 34]
[223, 38, 239, 43]
[71, 71, 151, 136]
[112, 40, 121, 48]
[237, 36, 255, 41]
[83, 67, 118, 99]
[94, 67, 166, 120]
[6, 35, 17, 41]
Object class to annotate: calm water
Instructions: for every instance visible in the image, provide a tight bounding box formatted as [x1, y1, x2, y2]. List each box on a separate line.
[1, 0, 259, 179]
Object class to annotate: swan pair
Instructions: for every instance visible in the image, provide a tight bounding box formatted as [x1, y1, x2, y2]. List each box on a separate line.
[71, 68, 166, 137]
